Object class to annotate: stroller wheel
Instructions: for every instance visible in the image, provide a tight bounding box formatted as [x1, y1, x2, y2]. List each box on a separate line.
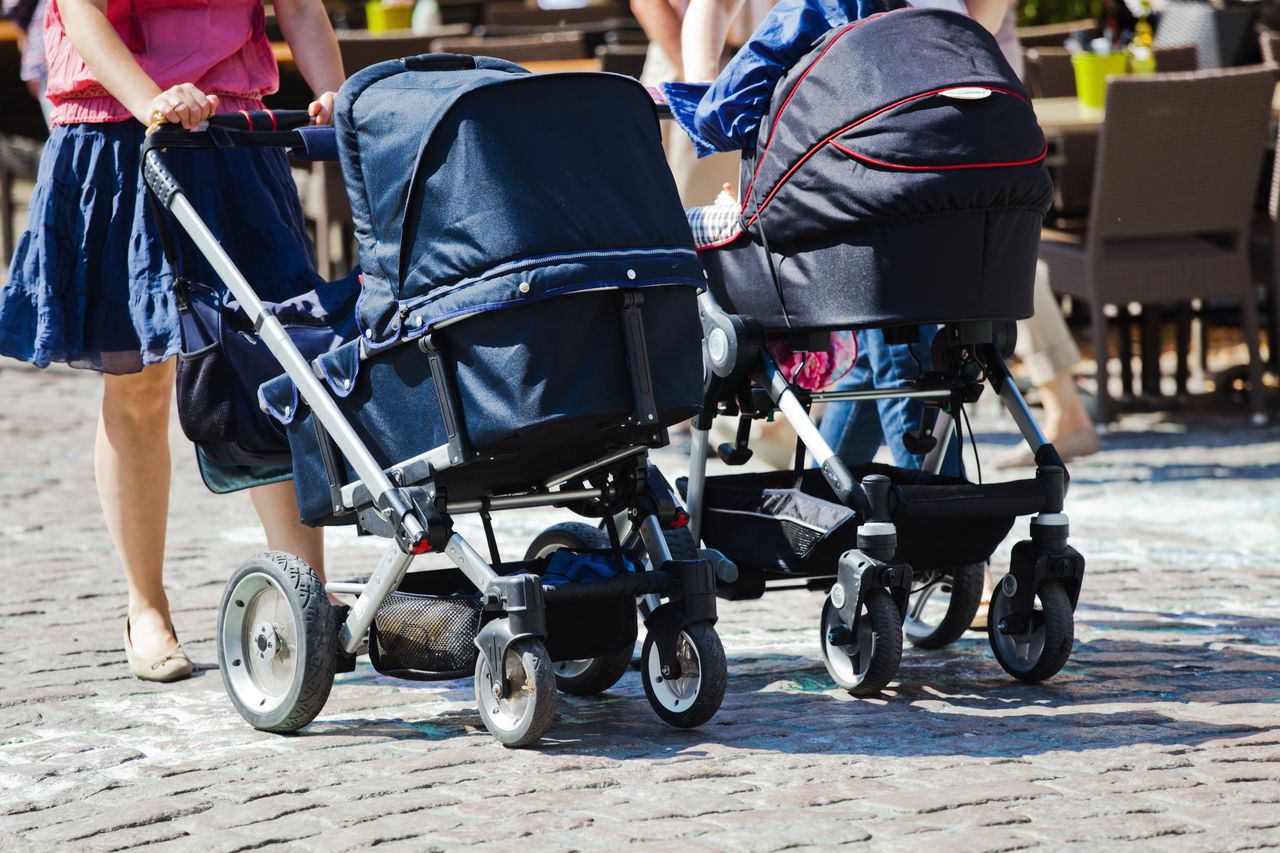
[552, 646, 635, 696]
[526, 522, 634, 695]
[988, 578, 1074, 683]
[904, 563, 985, 650]
[820, 589, 902, 696]
[641, 622, 726, 728]
[217, 551, 337, 733]
[475, 639, 557, 748]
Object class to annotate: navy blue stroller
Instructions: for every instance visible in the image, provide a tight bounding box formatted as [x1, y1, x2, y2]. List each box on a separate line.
[144, 55, 728, 747]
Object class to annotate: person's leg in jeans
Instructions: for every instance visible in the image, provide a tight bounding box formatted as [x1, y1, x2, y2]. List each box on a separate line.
[820, 327, 961, 477]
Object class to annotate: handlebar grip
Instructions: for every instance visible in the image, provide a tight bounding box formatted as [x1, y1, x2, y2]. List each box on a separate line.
[142, 149, 181, 210]
[206, 109, 312, 132]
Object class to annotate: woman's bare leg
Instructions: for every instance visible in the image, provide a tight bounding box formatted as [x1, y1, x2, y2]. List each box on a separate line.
[96, 361, 179, 660]
[250, 480, 325, 582]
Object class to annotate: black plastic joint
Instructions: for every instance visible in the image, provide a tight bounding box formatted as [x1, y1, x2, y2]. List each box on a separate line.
[1035, 461, 1068, 508]
[860, 474, 892, 522]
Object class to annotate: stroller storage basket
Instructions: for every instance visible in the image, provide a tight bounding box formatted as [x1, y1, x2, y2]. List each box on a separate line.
[368, 559, 639, 680]
[690, 466, 1049, 578]
[370, 583, 484, 680]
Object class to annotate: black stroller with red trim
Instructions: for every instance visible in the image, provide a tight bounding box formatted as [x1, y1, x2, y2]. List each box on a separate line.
[673, 8, 1086, 694]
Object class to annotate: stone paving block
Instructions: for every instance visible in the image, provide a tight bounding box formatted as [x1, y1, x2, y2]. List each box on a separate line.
[3, 365, 1280, 848]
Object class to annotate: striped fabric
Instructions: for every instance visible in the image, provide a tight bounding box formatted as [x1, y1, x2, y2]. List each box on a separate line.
[685, 203, 742, 248]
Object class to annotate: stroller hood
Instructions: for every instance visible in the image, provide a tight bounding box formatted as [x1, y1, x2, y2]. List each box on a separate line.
[335, 55, 703, 345]
[739, 8, 1053, 243]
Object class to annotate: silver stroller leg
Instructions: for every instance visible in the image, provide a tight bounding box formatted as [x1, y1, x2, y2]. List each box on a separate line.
[686, 427, 711, 545]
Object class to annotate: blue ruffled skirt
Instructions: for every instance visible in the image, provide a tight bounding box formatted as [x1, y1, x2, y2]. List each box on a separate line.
[1, 121, 318, 374]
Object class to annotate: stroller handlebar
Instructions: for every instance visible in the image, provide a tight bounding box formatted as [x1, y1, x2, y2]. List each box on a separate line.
[205, 109, 313, 132]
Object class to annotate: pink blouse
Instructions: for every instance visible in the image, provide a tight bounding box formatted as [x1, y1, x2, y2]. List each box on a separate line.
[44, 0, 279, 126]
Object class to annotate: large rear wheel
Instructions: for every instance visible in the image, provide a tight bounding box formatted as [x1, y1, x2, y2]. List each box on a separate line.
[526, 522, 634, 695]
[218, 552, 337, 733]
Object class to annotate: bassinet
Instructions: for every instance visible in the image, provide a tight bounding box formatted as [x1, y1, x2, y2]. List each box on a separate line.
[697, 8, 1055, 331]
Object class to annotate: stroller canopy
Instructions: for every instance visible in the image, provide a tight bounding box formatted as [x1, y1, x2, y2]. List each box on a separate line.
[739, 8, 1052, 244]
[335, 55, 703, 345]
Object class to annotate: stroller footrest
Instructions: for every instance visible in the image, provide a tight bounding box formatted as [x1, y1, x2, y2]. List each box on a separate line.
[542, 571, 673, 603]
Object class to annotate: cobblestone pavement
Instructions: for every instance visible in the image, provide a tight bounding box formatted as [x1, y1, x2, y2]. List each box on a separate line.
[1, 361, 1278, 851]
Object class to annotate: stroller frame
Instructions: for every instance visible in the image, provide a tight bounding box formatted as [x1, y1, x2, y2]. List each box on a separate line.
[142, 113, 726, 747]
[685, 291, 1086, 692]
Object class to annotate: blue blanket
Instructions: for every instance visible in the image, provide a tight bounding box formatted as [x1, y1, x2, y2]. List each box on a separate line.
[663, 0, 886, 157]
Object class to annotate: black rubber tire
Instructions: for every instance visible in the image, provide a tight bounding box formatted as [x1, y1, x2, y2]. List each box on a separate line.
[641, 622, 727, 729]
[217, 551, 337, 733]
[661, 527, 700, 562]
[820, 589, 903, 697]
[988, 578, 1075, 683]
[475, 639, 557, 748]
[524, 522, 611, 560]
[904, 563, 985, 650]
[525, 522, 634, 695]
[552, 645, 635, 696]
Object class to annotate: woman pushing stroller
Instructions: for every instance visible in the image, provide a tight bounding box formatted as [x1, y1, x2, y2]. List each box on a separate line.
[0, 0, 343, 682]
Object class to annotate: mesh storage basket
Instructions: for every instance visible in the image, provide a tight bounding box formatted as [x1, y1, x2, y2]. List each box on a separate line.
[368, 571, 482, 680]
[370, 591, 483, 680]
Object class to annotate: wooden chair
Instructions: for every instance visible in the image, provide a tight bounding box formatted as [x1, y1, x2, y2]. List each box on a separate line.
[1038, 67, 1274, 423]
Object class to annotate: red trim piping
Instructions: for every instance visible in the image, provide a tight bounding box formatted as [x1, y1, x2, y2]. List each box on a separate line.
[695, 228, 745, 252]
[739, 12, 889, 214]
[267, 109, 278, 131]
[238, 109, 252, 129]
[828, 139, 1049, 171]
[744, 85, 1039, 229]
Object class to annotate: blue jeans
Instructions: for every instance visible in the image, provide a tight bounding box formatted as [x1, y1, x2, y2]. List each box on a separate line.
[818, 326, 962, 477]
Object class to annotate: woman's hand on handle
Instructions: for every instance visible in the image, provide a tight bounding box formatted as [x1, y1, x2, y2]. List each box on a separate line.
[148, 84, 219, 131]
[308, 91, 337, 126]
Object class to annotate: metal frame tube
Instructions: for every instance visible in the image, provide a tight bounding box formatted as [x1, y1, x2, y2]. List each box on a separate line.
[338, 543, 414, 653]
[639, 514, 674, 566]
[444, 533, 500, 591]
[450, 488, 603, 514]
[686, 427, 710, 545]
[765, 360, 840, 469]
[545, 445, 646, 489]
[338, 443, 453, 508]
[922, 411, 956, 475]
[810, 387, 952, 404]
[169, 195, 400, 509]
[998, 378, 1049, 452]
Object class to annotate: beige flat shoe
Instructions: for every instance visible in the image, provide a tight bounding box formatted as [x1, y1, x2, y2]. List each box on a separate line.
[124, 619, 194, 683]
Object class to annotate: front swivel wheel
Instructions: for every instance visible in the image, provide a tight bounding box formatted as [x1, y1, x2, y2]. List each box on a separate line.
[819, 588, 902, 696]
[988, 577, 1074, 682]
[475, 639, 557, 748]
[641, 622, 726, 728]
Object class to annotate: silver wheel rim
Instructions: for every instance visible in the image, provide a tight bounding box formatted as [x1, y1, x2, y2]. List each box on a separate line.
[554, 659, 594, 679]
[989, 583, 1047, 671]
[481, 648, 536, 732]
[821, 599, 874, 687]
[222, 573, 299, 714]
[904, 575, 951, 640]
[647, 631, 701, 712]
